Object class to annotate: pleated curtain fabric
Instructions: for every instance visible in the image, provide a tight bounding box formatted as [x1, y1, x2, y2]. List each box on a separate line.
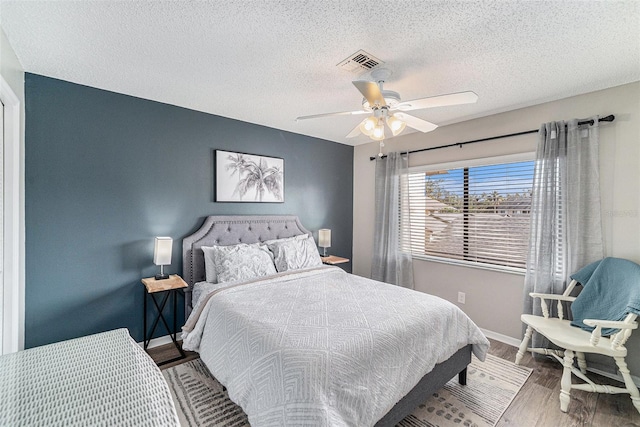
[372, 152, 414, 289]
[523, 117, 604, 347]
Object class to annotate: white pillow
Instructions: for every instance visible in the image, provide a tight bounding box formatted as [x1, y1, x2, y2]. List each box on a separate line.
[267, 235, 322, 272]
[201, 246, 219, 283]
[210, 243, 277, 284]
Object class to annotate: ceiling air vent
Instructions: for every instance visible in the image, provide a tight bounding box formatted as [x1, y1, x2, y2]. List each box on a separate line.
[337, 50, 384, 74]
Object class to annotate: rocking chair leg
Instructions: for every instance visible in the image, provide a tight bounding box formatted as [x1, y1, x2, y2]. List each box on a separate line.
[576, 352, 587, 374]
[516, 326, 533, 365]
[614, 356, 640, 415]
[560, 349, 574, 412]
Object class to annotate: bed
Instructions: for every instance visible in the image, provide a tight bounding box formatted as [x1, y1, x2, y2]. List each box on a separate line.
[181, 215, 489, 427]
[0, 328, 179, 426]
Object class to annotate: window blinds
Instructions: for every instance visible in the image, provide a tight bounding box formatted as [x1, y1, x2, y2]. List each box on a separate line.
[401, 159, 535, 270]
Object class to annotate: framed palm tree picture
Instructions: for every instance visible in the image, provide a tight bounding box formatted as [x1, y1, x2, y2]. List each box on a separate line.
[215, 150, 284, 202]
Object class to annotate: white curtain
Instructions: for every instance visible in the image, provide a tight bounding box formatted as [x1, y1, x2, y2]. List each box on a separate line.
[523, 117, 604, 346]
[372, 152, 414, 288]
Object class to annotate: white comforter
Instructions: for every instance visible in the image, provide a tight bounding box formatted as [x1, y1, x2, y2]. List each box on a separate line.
[182, 266, 489, 427]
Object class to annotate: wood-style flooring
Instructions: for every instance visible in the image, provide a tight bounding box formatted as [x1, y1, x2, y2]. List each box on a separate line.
[146, 341, 198, 369]
[491, 339, 639, 427]
[147, 338, 640, 426]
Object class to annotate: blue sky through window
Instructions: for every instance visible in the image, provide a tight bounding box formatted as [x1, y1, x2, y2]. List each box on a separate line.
[426, 161, 534, 197]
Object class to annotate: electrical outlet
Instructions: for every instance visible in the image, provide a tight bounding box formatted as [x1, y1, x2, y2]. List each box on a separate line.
[458, 292, 466, 304]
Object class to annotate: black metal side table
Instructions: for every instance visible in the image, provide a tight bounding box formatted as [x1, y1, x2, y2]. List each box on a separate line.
[141, 274, 188, 366]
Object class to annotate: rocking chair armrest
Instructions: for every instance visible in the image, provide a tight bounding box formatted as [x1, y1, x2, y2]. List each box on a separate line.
[583, 319, 639, 330]
[529, 292, 576, 320]
[529, 292, 576, 302]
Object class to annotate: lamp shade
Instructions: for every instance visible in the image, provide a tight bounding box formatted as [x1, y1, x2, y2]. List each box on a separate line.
[370, 122, 385, 141]
[318, 229, 331, 248]
[386, 115, 407, 136]
[153, 237, 173, 266]
[359, 117, 377, 136]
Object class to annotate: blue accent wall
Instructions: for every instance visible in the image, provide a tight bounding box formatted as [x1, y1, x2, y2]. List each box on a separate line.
[25, 73, 353, 348]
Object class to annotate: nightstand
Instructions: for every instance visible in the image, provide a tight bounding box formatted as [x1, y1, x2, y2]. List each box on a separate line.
[141, 274, 188, 366]
[320, 255, 350, 265]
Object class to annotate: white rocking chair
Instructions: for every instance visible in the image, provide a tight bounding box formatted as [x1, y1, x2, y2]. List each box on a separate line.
[515, 279, 640, 414]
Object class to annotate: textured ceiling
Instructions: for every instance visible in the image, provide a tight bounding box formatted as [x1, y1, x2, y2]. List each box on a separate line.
[1, 1, 639, 146]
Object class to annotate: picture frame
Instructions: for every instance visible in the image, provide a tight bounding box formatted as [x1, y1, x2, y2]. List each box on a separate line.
[215, 150, 284, 203]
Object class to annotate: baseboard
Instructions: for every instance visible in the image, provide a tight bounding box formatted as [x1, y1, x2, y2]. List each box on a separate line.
[480, 328, 640, 387]
[480, 328, 522, 347]
[137, 334, 174, 349]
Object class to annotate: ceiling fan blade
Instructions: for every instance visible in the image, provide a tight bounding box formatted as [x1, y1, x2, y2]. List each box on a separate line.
[394, 112, 438, 133]
[352, 80, 386, 107]
[296, 110, 368, 121]
[346, 120, 364, 138]
[396, 91, 478, 111]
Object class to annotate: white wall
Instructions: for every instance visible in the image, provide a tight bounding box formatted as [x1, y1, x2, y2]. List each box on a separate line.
[353, 82, 640, 375]
[1, 27, 26, 351]
[1, 29, 24, 114]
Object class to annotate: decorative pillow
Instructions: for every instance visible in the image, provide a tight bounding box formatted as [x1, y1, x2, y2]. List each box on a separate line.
[263, 234, 308, 245]
[260, 235, 308, 262]
[267, 235, 323, 272]
[210, 243, 277, 284]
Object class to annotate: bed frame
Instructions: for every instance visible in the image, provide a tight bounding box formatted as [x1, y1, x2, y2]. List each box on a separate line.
[182, 215, 471, 427]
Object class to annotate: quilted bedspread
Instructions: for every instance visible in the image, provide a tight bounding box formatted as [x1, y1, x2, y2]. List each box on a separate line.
[0, 328, 179, 426]
[182, 266, 489, 427]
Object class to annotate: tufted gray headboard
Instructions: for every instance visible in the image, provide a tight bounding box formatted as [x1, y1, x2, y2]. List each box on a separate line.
[182, 215, 312, 316]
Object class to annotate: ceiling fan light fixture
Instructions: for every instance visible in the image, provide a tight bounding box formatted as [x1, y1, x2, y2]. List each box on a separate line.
[359, 116, 377, 136]
[386, 115, 406, 136]
[370, 122, 385, 141]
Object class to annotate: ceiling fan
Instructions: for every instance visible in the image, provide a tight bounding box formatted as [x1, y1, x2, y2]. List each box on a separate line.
[296, 68, 478, 141]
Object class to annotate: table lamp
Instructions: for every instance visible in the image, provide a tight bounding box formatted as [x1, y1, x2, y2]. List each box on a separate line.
[153, 237, 172, 280]
[318, 229, 331, 257]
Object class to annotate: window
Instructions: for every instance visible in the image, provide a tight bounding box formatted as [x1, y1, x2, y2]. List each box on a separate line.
[401, 154, 535, 272]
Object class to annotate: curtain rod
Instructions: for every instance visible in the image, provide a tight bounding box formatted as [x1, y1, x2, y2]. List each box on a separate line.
[369, 114, 615, 161]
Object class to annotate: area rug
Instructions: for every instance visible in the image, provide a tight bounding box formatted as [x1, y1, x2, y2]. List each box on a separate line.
[162, 353, 532, 427]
